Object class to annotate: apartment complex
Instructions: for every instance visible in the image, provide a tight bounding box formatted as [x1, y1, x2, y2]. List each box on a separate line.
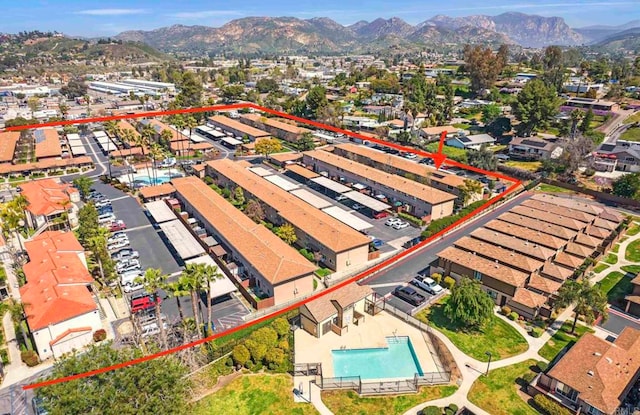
[20, 178, 80, 230]
[171, 176, 316, 306]
[206, 159, 371, 272]
[302, 149, 456, 220]
[207, 115, 271, 142]
[240, 113, 311, 143]
[436, 193, 624, 319]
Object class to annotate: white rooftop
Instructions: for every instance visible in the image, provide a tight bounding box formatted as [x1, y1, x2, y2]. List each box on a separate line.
[158, 220, 206, 260]
[263, 175, 300, 192]
[145, 201, 176, 224]
[321, 206, 373, 232]
[290, 189, 333, 209]
[310, 176, 351, 194]
[343, 190, 391, 211]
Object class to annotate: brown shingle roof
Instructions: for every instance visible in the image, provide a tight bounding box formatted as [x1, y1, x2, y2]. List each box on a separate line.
[172, 176, 316, 285]
[564, 242, 594, 259]
[528, 274, 562, 295]
[531, 193, 602, 215]
[511, 205, 585, 231]
[470, 227, 555, 261]
[522, 198, 595, 223]
[588, 226, 610, 239]
[437, 246, 529, 287]
[593, 217, 617, 231]
[485, 219, 567, 250]
[498, 212, 576, 240]
[575, 232, 601, 249]
[510, 288, 547, 309]
[209, 115, 270, 138]
[207, 159, 370, 253]
[547, 328, 640, 414]
[303, 283, 372, 323]
[554, 252, 585, 269]
[541, 262, 574, 282]
[0, 131, 19, 162]
[242, 113, 311, 135]
[454, 236, 544, 273]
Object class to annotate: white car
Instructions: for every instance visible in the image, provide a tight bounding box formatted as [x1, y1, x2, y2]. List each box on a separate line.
[116, 258, 140, 272]
[393, 221, 409, 230]
[404, 153, 418, 159]
[123, 282, 144, 293]
[411, 275, 444, 295]
[111, 249, 139, 261]
[107, 239, 130, 251]
[107, 234, 128, 244]
[385, 217, 402, 226]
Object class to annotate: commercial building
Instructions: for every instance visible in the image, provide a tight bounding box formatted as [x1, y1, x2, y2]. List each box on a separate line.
[206, 159, 371, 272]
[302, 149, 456, 220]
[240, 113, 311, 143]
[171, 177, 316, 307]
[20, 178, 80, 230]
[19, 231, 101, 359]
[207, 115, 270, 142]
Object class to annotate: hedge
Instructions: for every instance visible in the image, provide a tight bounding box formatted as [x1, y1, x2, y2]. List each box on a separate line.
[398, 212, 424, 227]
[421, 407, 441, 415]
[21, 350, 39, 367]
[422, 200, 487, 238]
[501, 306, 511, 316]
[533, 394, 573, 415]
[531, 327, 543, 338]
[443, 276, 455, 290]
[508, 312, 519, 321]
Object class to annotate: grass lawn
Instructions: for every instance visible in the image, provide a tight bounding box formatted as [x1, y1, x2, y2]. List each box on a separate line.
[415, 297, 528, 362]
[504, 160, 542, 172]
[322, 385, 458, 415]
[603, 253, 618, 265]
[488, 145, 507, 153]
[592, 263, 610, 274]
[596, 271, 633, 305]
[623, 113, 640, 124]
[191, 374, 319, 415]
[626, 239, 640, 262]
[535, 184, 575, 194]
[468, 359, 539, 415]
[626, 223, 640, 236]
[425, 142, 468, 162]
[452, 123, 470, 130]
[538, 322, 595, 361]
[621, 127, 640, 142]
[622, 265, 640, 275]
[612, 244, 620, 253]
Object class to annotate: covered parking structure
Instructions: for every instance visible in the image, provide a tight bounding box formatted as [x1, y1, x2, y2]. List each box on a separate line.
[343, 190, 391, 215]
[321, 206, 373, 232]
[263, 174, 300, 191]
[290, 189, 333, 209]
[184, 255, 238, 299]
[145, 200, 177, 224]
[220, 135, 242, 149]
[309, 176, 351, 197]
[158, 219, 206, 261]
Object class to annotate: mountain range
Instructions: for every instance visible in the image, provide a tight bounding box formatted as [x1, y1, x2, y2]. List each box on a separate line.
[113, 12, 640, 55]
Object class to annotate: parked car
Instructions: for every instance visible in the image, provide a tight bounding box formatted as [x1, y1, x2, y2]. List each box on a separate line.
[109, 220, 126, 232]
[107, 239, 129, 251]
[419, 158, 434, 165]
[111, 249, 139, 261]
[373, 211, 389, 219]
[392, 221, 409, 230]
[351, 203, 363, 210]
[130, 293, 161, 313]
[411, 275, 444, 295]
[335, 194, 348, 201]
[372, 239, 384, 248]
[98, 213, 116, 225]
[95, 200, 112, 209]
[403, 153, 418, 159]
[393, 286, 426, 306]
[123, 281, 144, 293]
[98, 206, 114, 215]
[116, 258, 140, 272]
[385, 217, 402, 226]
[107, 233, 128, 244]
[118, 262, 141, 274]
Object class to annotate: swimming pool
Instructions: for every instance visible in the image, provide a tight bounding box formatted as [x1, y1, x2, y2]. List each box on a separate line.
[131, 171, 183, 186]
[332, 336, 424, 380]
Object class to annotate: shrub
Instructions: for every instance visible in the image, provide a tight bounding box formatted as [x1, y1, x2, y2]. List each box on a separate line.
[203, 176, 214, 185]
[443, 276, 455, 290]
[232, 344, 251, 367]
[537, 361, 549, 372]
[531, 327, 543, 338]
[398, 211, 424, 227]
[93, 329, 107, 342]
[508, 312, 519, 321]
[271, 318, 290, 338]
[0, 349, 9, 365]
[298, 249, 315, 262]
[521, 371, 537, 384]
[264, 222, 274, 230]
[448, 404, 458, 413]
[21, 350, 39, 367]
[422, 200, 487, 238]
[421, 406, 441, 415]
[533, 394, 573, 415]
[278, 339, 290, 351]
[431, 273, 442, 284]
[444, 409, 455, 415]
[501, 306, 511, 316]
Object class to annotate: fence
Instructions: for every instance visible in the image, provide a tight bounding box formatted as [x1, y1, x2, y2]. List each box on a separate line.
[541, 178, 640, 209]
[317, 371, 451, 396]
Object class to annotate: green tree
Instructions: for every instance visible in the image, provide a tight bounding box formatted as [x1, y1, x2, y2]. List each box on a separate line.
[463, 45, 507, 94]
[244, 338, 267, 363]
[612, 173, 640, 199]
[467, 144, 498, 171]
[135, 268, 169, 350]
[513, 79, 561, 136]
[255, 138, 282, 159]
[444, 277, 495, 331]
[72, 176, 93, 201]
[554, 279, 608, 334]
[244, 199, 265, 223]
[272, 317, 290, 338]
[37, 343, 190, 414]
[486, 117, 511, 137]
[233, 186, 245, 206]
[77, 203, 99, 245]
[458, 179, 484, 205]
[580, 108, 594, 134]
[184, 115, 198, 155]
[221, 84, 245, 101]
[297, 132, 316, 151]
[256, 78, 279, 93]
[305, 85, 329, 119]
[481, 104, 502, 125]
[164, 279, 190, 323]
[541, 46, 565, 93]
[7, 299, 29, 348]
[232, 344, 251, 367]
[201, 263, 224, 334]
[180, 264, 205, 338]
[275, 223, 297, 245]
[86, 227, 116, 285]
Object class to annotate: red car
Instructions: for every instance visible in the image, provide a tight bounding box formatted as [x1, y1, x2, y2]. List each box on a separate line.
[109, 220, 126, 232]
[373, 211, 389, 219]
[130, 293, 161, 313]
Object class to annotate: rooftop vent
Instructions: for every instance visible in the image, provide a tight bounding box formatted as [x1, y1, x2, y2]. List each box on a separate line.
[587, 370, 594, 377]
[606, 357, 612, 364]
[594, 352, 602, 357]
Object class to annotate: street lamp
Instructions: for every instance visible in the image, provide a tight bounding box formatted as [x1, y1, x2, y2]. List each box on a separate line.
[485, 351, 492, 376]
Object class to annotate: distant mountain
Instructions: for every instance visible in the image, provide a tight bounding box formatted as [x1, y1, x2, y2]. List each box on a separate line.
[575, 20, 640, 44]
[596, 27, 640, 51]
[350, 17, 415, 39]
[408, 24, 512, 46]
[423, 12, 584, 47]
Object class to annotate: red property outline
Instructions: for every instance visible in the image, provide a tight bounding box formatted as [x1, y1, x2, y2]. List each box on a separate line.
[8, 103, 521, 390]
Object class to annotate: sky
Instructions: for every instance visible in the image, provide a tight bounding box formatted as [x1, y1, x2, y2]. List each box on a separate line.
[6, 0, 640, 37]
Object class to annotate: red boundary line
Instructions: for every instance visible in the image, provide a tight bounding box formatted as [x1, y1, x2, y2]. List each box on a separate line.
[18, 103, 522, 390]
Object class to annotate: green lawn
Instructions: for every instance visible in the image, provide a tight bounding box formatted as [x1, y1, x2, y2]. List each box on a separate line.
[539, 323, 594, 361]
[468, 359, 539, 415]
[593, 263, 610, 274]
[603, 253, 618, 265]
[612, 244, 620, 253]
[622, 265, 640, 275]
[626, 239, 640, 262]
[424, 142, 468, 163]
[621, 127, 640, 142]
[535, 184, 575, 194]
[415, 297, 528, 362]
[191, 375, 319, 415]
[322, 385, 458, 415]
[596, 271, 633, 305]
[626, 223, 640, 236]
[504, 161, 542, 172]
[623, 113, 640, 124]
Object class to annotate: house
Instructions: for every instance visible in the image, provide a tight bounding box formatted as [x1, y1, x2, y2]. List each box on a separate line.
[446, 133, 496, 150]
[420, 126, 460, 142]
[208, 115, 270, 142]
[624, 273, 640, 317]
[299, 284, 373, 338]
[533, 327, 640, 415]
[593, 141, 640, 173]
[240, 113, 311, 144]
[19, 231, 101, 359]
[509, 137, 563, 161]
[563, 97, 619, 113]
[20, 178, 80, 230]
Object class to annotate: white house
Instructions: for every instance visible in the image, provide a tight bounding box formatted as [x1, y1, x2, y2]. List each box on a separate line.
[446, 133, 496, 150]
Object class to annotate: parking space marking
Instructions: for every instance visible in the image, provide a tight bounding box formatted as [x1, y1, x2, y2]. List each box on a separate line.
[368, 282, 406, 288]
[125, 224, 154, 232]
[110, 195, 131, 202]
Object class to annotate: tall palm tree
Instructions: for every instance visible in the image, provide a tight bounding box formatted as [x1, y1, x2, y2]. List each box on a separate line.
[181, 263, 205, 338]
[554, 279, 608, 334]
[160, 129, 173, 152]
[184, 115, 198, 158]
[201, 264, 224, 335]
[7, 299, 30, 348]
[86, 227, 111, 285]
[120, 128, 137, 184]
[172, 115, 186, 159]
[135, 268, 169, 350]
[165, 278, 190, 323]
[139, 124, 155, 185]
[103, 121, 121, 180]
[149, 143, 164, 185]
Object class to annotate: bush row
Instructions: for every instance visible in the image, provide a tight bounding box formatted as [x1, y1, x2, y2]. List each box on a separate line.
[231, 317, 291, 372]
[533, 394, 573, 415]
[422, 200, 487, 238]
[397, 212, 425, 227]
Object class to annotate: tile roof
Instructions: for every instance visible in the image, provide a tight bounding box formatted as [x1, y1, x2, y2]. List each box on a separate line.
[599, 208, 625, 224]
[422, 126, 456, 135]
[303, 283, 373, 323]
[470, 227, 555, 261]
[547, 328, 640, 414]
[0, 131, 19, 162]
[24, 230, 83, 253]
[20, 178, 75, 216]
[498, 212, 576, 240]
[588, 226, 610, 239]
[554, 252, 585, 269]
[34, 128, 62, 159]
[270, 152, 304, 163]
[20, 284, 97, 331]
[242, 113, 311, 135]
[171, 176, 316, 285]
[138, 183, 175, 199]
[286, 164, 319, 179]
[531, 193, 603, 215]
[575, 232, 601, 249]
[303, 150, 456, 205]
[484, 219, 567, 250]
[454, 236, 543, 273]
[209, 115, 270, 138]
[510, 288, 547, 309]
[437, 246, 529, 287]
[0, 156, 92, 174]
[522, 199, 595, 223]
[593, 217, 617, 231]
[511, 205, 585, 231]
[528, 274, 562, 295]
[207, 159, 370, 253]
[541, 262, 574, 282]
[564, 242, 594, 259]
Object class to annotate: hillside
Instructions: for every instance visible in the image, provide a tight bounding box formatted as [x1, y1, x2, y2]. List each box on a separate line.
[596, 28, 640, 52]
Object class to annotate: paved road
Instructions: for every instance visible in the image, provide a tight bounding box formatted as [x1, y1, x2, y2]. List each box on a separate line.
[599, 308, 640, 335]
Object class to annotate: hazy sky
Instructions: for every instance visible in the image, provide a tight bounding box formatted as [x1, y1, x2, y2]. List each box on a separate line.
[7, 0, 640, 36]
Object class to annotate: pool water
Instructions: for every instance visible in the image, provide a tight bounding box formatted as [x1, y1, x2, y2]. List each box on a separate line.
[132, 172, 183, 186]
[332, 337, 424, 380]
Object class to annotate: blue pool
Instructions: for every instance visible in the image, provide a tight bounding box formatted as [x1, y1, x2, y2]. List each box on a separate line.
[332, 337, 424, 380]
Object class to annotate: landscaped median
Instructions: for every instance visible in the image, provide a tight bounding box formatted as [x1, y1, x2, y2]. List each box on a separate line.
[415, 296, 528, 362]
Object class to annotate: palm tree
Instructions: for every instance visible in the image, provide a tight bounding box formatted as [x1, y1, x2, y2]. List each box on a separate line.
[160, 129, 173, 152]
[139, 124, 155, 185]
[184, 115, 198, 158]
[104, 121, 120, 180]
[172, 115, 186, 158]
[7, 299, 30, 348]
[149, 143, 164, 185]
[200, 264, 224, 335]
[165, 278, 190, 323]
[554, 279, 608, 334]
[181, 263, 205, 337]
[120, 128, 137, 184]
[83, 94, 91, 117]
[135, 268, 169, 350]
[86, 227, 111, 285]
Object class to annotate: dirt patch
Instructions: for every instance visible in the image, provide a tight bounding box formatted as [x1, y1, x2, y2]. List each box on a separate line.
[190, 370, 242, 403]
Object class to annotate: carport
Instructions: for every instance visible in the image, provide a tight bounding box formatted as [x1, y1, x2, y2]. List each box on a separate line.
[158, 220, 206, 260]
[309, 176, 350, 196]
[343, 190, 391, 212]
[145, 200, 177, 224]
[263, 174, 300, 191]
[321, 206, 373, 232]
[185, 255, 238, 299]
[248, 166, 273, 177]
[290, 189, 333, 209]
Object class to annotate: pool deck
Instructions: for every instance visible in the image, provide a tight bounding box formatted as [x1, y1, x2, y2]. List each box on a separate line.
[294, 312, 438, 378]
